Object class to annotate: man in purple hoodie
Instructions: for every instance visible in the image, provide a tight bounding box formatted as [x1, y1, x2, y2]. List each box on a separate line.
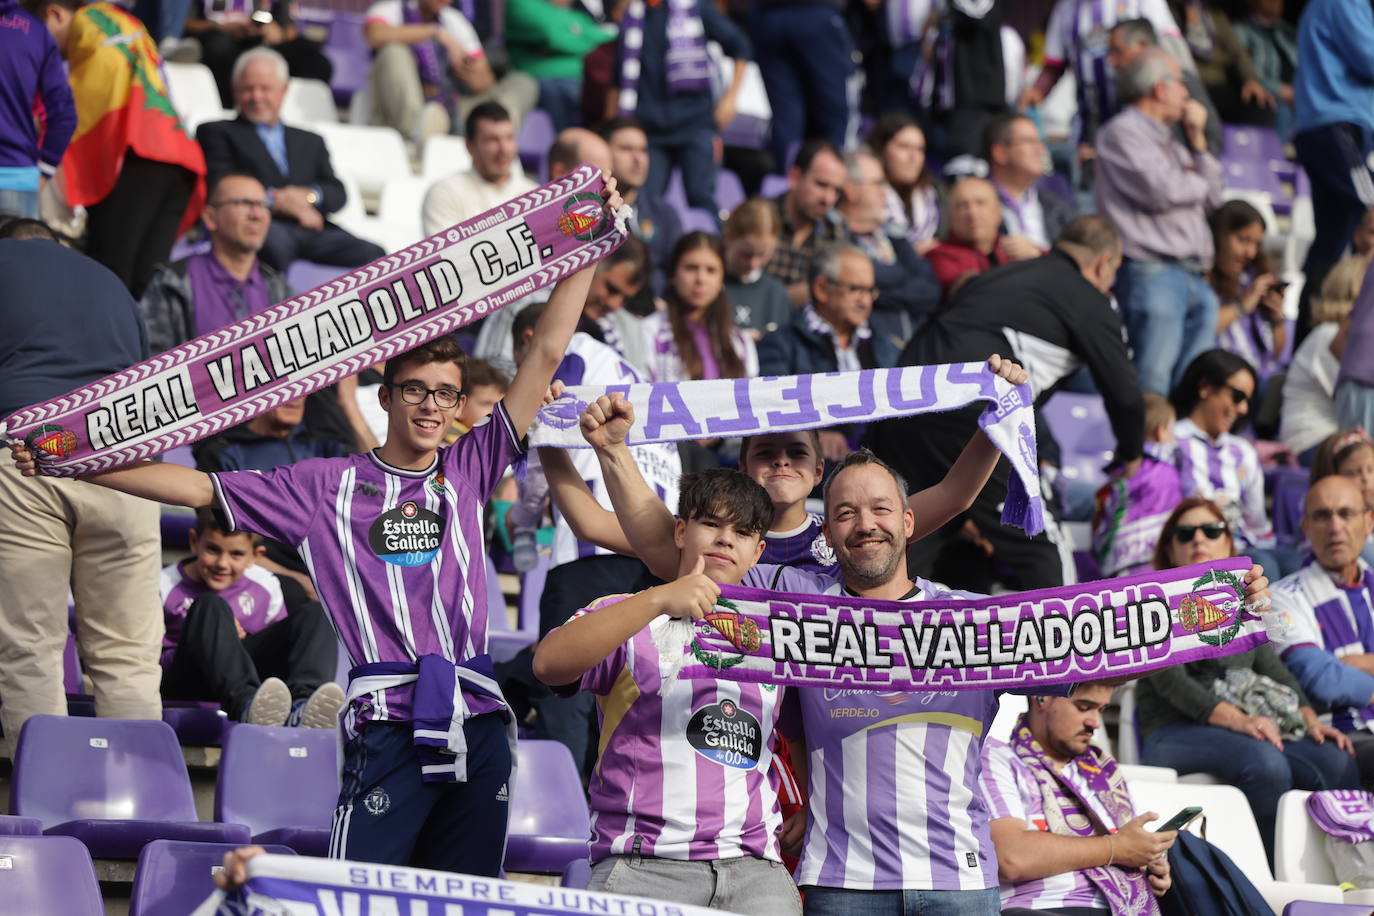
[0, 0, 74, 219]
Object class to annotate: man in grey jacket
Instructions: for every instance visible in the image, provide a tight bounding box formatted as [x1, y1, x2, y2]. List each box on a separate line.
[140, 172, 290, 354]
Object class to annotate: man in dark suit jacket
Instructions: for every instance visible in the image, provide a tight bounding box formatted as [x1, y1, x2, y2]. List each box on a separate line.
[984, 112, 1077, 252]
[196, 47, 384, 272]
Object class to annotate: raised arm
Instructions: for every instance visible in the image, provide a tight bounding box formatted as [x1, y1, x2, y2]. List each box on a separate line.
[536, 445, 635, 555]
[580, 394, 682, 580]
[9, 442, 215, 508]
[908, 355, 1029, 540]
[503, 181, 621, 435]
[532, 563, 716, 687]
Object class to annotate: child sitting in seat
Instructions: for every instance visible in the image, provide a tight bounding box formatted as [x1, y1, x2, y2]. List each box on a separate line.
[1092, 393, 1183, 577]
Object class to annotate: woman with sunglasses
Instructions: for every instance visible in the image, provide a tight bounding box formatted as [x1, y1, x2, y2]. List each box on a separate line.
[1172, 348, 1298, 579]
[1136, 497, 1360, 863]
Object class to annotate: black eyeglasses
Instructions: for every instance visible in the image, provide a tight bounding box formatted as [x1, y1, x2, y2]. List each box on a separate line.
[825, 278, 879, 299]
[1225, 385, 1250, 405]
[1173, 521, 1228, 543]
[389, 382, 462, 408]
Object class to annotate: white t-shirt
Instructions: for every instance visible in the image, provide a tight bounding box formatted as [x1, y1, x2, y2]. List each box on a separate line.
[1280, 322, 1341, 455]
[421, 169, 537, 237]
[365, 0, 484, 59]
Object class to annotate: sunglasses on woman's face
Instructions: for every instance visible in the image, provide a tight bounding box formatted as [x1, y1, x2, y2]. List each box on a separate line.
[1173, 521, 1228, 543]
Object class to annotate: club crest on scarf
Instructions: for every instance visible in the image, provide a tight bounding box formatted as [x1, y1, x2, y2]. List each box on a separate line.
[1177, 567, 1244, 647]
[25, 424, 78, 458]
[558, 192, 612, 241]
[539, 393, 591, 430]
[691, 598, 762, 670]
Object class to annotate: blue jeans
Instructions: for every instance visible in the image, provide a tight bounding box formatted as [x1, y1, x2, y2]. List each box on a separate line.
[1142, 720, 1360, 860]
[644, 125, 718, 218]
[1114, 258, 1220, 396]
[803, 886, 1001, 916]
[535, 77, 581, 132]
[0, 188, 38, 220]
[1337, 379, 1374, 435]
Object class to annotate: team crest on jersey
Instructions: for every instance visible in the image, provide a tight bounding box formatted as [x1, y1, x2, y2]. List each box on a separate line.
[363, 787, 390, 816]
[429, 473, 449, 498]
[353, 480, 382, 498]
[1177, 568, 1244, 647]
[237, 594, 254, 619]
[368, 501, 444, 566]
[687, 698, 762, 769]
[810, 532, 836, 567]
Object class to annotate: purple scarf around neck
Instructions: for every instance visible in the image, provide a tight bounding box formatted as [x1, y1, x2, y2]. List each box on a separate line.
[402, 0, 452, 103]
[1011, 714, 1159, 916]
[617, 0, 710, 117]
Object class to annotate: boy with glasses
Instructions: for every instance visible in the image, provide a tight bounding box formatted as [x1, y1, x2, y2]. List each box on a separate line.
[10, 202, 616, 873]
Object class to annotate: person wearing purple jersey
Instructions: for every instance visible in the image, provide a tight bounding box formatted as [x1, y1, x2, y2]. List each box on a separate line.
[8, 203, 614, 875]
[161, 508, 342, 727]
[979, 682, 1175, 915]
[532, 469, 805, 915]
[568, 393, 1273, 916]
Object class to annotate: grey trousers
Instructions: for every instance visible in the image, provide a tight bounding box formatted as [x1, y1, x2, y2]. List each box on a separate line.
[589, 853, 802, 916]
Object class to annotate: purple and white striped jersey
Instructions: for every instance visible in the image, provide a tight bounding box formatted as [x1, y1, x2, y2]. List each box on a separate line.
[1043, 0, 1181, 140]
[159, 560, 285, 665]
[1270, 561, 1374, 732]
[546, 332, 681, 568]
[1172, 417, 1274, 549]
[211, 401, 523, 734]
[793, 578, 1000, 892]
[562, 593, 787, 864]
[978, 739, 1113, 910]
[762, 513, 839, 578]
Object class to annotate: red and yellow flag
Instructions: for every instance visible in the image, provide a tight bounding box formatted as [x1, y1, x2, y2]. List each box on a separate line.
[63, 2, 205, 233]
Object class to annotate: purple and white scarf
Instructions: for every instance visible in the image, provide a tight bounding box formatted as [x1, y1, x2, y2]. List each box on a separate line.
[532, 362, 1045, 534]
[196, 853, 726, 916]
[402, 0, 450, 101]
[671, 558, 1265, 691]
[1308, 790, 1374, 844]
[2, 165, 629, 477]
[1012, 714, 1159, 915]
[616, 0, 711, 117]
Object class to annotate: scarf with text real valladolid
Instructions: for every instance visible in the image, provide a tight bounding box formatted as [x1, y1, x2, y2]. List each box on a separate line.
[2, 165, 628, 476]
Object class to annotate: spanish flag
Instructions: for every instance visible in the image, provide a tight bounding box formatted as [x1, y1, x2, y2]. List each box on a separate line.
[62, 2, 206, 234]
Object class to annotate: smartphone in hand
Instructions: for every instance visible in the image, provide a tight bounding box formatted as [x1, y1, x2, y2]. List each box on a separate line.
[1155, 806, 1203, 833]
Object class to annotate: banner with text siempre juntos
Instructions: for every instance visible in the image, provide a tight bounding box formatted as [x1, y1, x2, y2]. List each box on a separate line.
[194, 854, 738, 916]
[1, 165, 625, 477]
[676, 558, 1265, 691]
[532, 363, 1045, 535]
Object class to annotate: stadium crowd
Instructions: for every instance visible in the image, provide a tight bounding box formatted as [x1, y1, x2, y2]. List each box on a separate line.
[6, 0, 1374, 913]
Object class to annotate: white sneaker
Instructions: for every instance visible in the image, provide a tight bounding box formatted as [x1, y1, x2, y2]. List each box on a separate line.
[289, 682, 346, 728]
[243, 677, 292, 726]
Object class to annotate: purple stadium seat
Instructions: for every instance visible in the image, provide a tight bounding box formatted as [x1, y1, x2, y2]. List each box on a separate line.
[1269, 464, 1309, 549]
[1282, 905, 1374, 915]
[715, 168, 746, 216]
[162, 702, 230, 746]
[318, 12, 369, 105]
[1224, 124, 1284, 164]
[0, 816, 43, 836]
[129, 840, 296, 916]
[665, 169, 688, 210]
[505, 739, 590, 873]
[286, 260, 351, 294]
[719, 114, 768, 151]
[63, 633, 82, 695]
[758, 174, 789, 200]
[11, 716, 250, 858]
[160, 508, 196, 548]
[1041, 392, 1116, 457]
[486, 556, 508, 630]
[561, 858, 592, 888]
[680, 208, 718, 234]
[518, 552, 549, 633]
[215, 725, 338, 856]
[0, 835, 103, 916]
[518, 109, 555, 180]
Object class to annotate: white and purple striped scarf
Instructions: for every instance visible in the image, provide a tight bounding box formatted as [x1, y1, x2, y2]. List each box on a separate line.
[616, 0, 710, 117]
[2, 165, 629, 477]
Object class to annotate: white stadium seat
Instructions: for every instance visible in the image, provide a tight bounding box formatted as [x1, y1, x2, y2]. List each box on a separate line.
[421, 134, 473, 182]
[282, 78, 339, 125]
[1129, 780, 1344, 911]
[376, 175, 429, 248]
[312, 122, 412, 201]
[1118, 763, 1178, 784]
[163, 62, 227, 132]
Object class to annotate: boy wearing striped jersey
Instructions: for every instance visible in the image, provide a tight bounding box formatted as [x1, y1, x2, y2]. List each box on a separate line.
[532, 469, 808, 916]
[10, 234, 610, 876]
